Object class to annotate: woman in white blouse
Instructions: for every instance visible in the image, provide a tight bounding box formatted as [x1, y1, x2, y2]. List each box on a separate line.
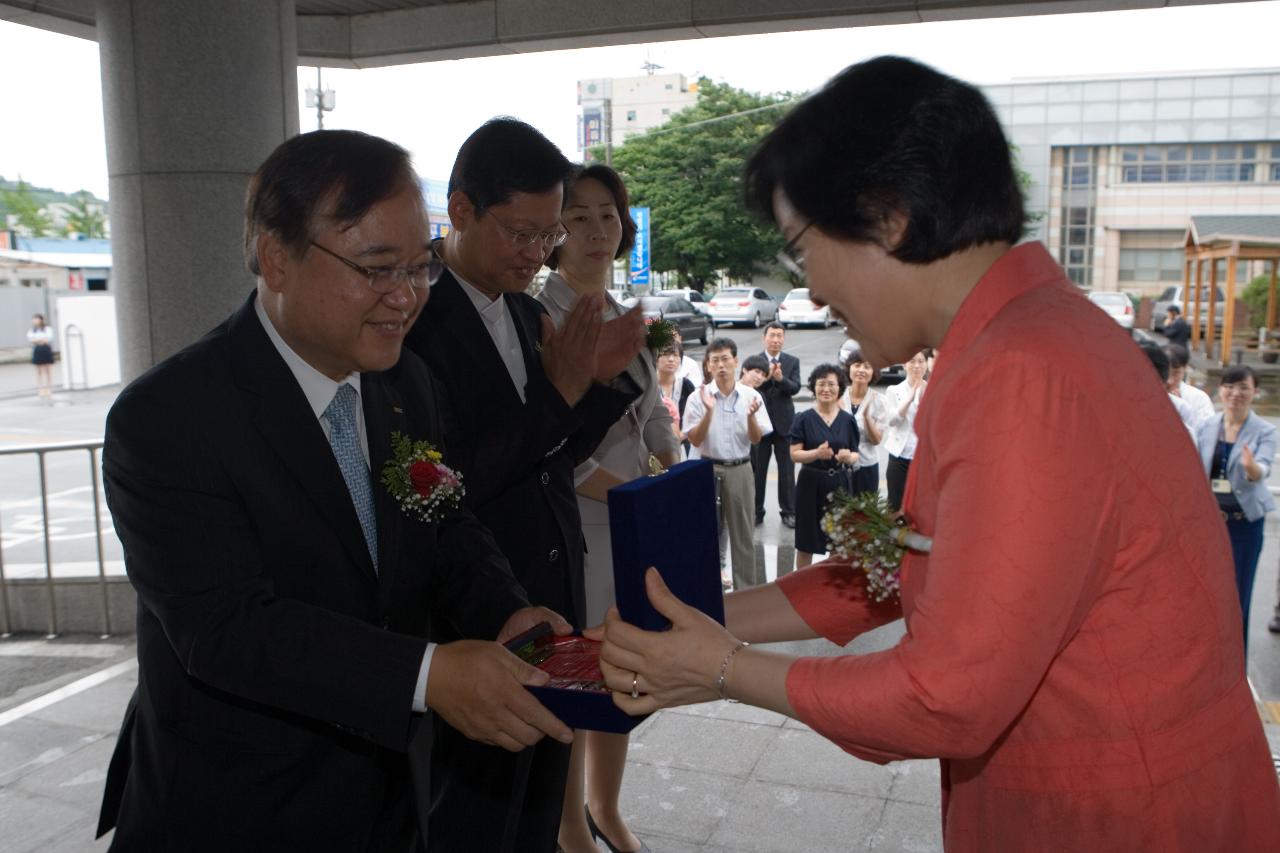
[536, 165, 678, 853]
[883, 348, 928, 511]
[840, 348, 888, 497]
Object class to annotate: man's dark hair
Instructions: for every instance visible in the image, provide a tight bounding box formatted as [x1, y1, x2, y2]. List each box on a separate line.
[1221, 364, 1258, 387]
[1165, 344, 1190, 370]
[741, 354, 769, 375]
[1167, 305, 1182, 316]
[763, 321, 785, 335]
[244, 129, 417, 275]
[1139, 341, 1171, 383]
[707, 337, 738, 358]
[745, 56, 1024, 264]
[808, 363, 849, 395]
[448, 117, 574, 215]
[547, 164, 637, 270]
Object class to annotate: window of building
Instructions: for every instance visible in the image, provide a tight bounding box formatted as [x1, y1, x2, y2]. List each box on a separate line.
[19, 278, 46, 288]
[1118, 142, 1261, 183]
[665, 83, 673, 90]
[626, 110, 636, 122]
[1118, 248, 1184, 283]
[1058, 147, 1097, 286]
[661, 108, 669, 115]
[1064, 146, 1095, 188]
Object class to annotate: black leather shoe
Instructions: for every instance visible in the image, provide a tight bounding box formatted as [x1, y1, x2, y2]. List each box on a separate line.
[1268, 615, 1280, 634]
[781, 514, 796, 529]
[585, 805, 651, 853]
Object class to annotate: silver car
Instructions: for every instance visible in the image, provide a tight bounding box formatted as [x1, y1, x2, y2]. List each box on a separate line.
[707, 287, 778, 328]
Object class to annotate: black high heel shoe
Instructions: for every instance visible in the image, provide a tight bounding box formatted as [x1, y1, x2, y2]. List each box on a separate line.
[584, 805, 652, 853]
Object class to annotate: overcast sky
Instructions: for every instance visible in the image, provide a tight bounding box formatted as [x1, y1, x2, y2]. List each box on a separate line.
[2, 1, 1278, 200]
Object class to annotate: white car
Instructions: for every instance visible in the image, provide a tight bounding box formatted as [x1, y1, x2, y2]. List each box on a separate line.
[707, 287, 779, 328]
[778, 288, 835, 328]
[658, 288, 712, 317]
[1087, 291, 1135, 331]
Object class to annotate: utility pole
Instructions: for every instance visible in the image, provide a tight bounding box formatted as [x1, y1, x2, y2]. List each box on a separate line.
[305, 67, 335, 130]
[603, 97, 612, 167]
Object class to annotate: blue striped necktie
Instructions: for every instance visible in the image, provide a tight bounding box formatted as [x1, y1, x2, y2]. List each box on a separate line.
[324, 383, 378, 572]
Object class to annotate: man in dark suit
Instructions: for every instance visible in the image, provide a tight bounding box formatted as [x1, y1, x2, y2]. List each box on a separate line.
[753, 321, 801, 527]
[403, 118, 645, 853]
[95, 130, 574, 853]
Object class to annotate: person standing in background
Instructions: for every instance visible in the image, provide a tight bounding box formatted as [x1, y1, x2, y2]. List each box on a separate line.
[752, 322, 800, 528]
[841, 349, 887, 498]
[536, 164, 678, 853]
[27, 313, 54, 400]
[883, 349, 927, 512]
[1165, 344, 1214, 431]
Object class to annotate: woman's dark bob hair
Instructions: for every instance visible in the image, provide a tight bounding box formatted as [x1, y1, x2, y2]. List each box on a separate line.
[1221, 364, 1258, 387]
[745, 56, 1025, 264]
[546, 164, 638, 271]
[842, 348, 880, 384]
[807, 362, 849, 396]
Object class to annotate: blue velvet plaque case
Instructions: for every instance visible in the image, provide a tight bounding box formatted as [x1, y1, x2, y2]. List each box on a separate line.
[505, 459, 723, 733]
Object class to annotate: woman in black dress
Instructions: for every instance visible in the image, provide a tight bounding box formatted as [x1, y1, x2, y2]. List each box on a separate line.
[27, 313, 54, 400]
[789, 363, 859, 568]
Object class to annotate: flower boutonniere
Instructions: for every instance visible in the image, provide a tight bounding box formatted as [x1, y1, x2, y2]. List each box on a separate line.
[820, 490, 932, 603]
[380, 431, 465, 522]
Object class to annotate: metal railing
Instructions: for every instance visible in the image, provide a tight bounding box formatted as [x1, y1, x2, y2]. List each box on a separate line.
[0, 438, 113, 638]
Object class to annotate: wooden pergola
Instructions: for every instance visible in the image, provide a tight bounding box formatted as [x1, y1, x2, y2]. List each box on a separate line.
[1182, 216, 1280, 367]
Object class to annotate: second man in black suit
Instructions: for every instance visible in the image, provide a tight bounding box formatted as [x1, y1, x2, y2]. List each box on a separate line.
[753, 321, 801, 527]
[403, 118, 646, 853]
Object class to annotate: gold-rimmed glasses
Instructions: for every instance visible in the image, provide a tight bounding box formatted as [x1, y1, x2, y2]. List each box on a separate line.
[310, 241, 443, 292]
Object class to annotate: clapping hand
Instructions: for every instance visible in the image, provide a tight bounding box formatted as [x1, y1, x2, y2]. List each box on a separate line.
[814, 440, 834, 461]
[835, 448, 858, 465]
[540, 293, 604, 405]
[769, 361, 783, 381]
[747, 396, 762, 417]
[594, 304, 647, 382]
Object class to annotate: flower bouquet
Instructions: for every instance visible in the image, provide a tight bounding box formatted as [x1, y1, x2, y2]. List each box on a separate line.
[820, 490, 932, 603]
[644, 318, 677, 353]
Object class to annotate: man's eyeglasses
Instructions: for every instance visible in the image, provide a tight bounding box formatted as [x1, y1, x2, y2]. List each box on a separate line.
[1221, 383, 1256, 396]
[310, 242, 443, 293]
[487, 212, 569, 249]
[776, 221, 814, 277]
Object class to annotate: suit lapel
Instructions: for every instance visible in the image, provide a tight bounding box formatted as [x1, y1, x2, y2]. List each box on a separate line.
[228, 295, 377, 581]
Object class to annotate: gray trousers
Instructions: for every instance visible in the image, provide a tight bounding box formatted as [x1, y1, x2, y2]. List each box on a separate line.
[715, 461, 761, 590]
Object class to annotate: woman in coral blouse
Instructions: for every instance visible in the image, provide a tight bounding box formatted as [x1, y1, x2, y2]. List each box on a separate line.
[598, 56, 1280, 851]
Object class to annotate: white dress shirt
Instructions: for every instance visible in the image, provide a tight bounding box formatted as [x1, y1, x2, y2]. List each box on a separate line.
[681, 382, 773, 460]
[676, 356, 702, 389]
[255, 296, 434, 713]
[884, 379, 926, 460]
[455, 272, 528, 404]
[841, 387, 888, 468]
[1178, 381, 1215, 430]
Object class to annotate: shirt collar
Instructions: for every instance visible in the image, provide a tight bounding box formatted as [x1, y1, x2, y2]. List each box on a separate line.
[254, 293, 360, 420]
[453, 270, 509, 326]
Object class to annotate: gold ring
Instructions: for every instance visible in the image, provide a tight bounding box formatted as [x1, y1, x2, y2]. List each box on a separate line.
[630, 672, 640, 699]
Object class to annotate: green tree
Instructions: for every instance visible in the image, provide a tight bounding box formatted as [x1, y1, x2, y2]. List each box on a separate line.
[1240, 272, 1279, 329]
[600, 79, 796, 290]
[62, 190, 107, 239]
[0, 178, 53, 236]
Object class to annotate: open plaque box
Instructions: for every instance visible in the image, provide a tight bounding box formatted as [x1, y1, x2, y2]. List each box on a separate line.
[505, 459, 723, 733]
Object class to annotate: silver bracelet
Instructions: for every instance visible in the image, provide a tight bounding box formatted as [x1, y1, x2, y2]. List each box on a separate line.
[715, 641, 749, 702]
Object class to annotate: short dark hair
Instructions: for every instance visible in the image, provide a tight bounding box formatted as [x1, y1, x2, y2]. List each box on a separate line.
[1165, 344, 1190, 370]
[448, 117, 574, 215]
[244, 130, 417, 275]
[1139, 342, 1170, 383]
[808, 362, 848, 395]
[1221, 364, 1258, 387]
[741, 354, 769, 375]
[546, 164, 638, 270]
[745, 56, 1024, 264]
[763, 321, 785, 335]
[657, 342, 684, 358]
[1167, 305, 1181, 315]
[707, 337, 738, 358]
[843, 348, 880, 383]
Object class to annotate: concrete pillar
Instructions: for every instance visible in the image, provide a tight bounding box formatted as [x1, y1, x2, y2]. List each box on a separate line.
[97, 0, 299, 379]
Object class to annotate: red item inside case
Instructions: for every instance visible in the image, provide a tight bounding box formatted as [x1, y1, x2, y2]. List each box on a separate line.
[511, 633, 609, 694]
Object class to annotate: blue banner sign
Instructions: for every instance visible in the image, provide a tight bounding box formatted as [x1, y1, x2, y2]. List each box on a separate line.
[629, 206, 650, 287]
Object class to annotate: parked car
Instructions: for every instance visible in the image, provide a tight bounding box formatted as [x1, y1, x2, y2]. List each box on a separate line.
[1151, 284, 1225, 331]
[778, 288, 836, 328]
[1087, 291, 1135, 331]
[837, 338, 905, 385]
[707, 287, 778, 328]
[658, 288, 712, 318]
[607, 288, 630, 304]
[632, 294, 709, 344]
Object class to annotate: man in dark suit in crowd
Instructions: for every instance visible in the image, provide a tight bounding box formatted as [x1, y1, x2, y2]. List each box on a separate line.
[1157, 304, 1191, 349]
[403, 118, 645, 853]
[752, 321, 801, 528]
[95, 130, 573, 853]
